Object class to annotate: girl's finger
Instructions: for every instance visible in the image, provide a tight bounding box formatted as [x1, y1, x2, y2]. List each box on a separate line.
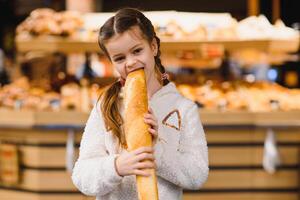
[132, 146, 153, 155]
[133, 169, 151, 177]
[144, 113, 152, 118]
[144, 118, 158, 128]
[144, 112, 158, 123]
[148, 128, 158, 137]
[148, 107, 153, 114]
[135, 152, 155, 162]
[144, 113, 157, 122]
[134, 161, 155, 169]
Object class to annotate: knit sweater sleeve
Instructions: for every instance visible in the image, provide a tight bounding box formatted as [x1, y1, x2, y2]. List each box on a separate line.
[71, 105, 123, 196]
[155, 103, 209, 190]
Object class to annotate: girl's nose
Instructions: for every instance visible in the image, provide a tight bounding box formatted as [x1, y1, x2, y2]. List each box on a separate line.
[125, 59, 137, 70]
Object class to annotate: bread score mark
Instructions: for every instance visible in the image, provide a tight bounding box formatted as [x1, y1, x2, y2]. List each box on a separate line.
[162, 109, 181, 131]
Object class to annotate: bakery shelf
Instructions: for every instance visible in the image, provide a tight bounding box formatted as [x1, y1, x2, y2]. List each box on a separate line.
[161, 38, 299, 53]
[16, 36, 299, 54]
[201, 109, 300, 127]
[1, 108, 300, 128]
[16, 36, 99, 54]
[0, 109, 87, 129]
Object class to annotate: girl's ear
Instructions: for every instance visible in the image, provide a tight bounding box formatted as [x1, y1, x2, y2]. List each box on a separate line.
[151, 38, 158, 56]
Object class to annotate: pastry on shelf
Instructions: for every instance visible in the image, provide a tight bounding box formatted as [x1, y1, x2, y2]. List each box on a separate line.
[17, 8, 83, 37]
[58, 11, 83, 36]
[30, 8, 56, 19]
[224, 90, 248, 110]
[209, 26, 238, 40]
[155, 21, 185, 40]
[38, 92, 61, 111]
[176, 80, 300, 112]
[194, 83, 225, 109]
[188, 26, 207, 41]
[177, 84, 197, 102]
[60, 83, 81, 110]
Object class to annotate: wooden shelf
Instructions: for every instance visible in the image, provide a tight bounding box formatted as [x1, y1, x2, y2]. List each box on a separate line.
[16, 36, 299, 54]
[16, 36, 99, 54]
[0, 109, 87, 128]
[161, 39, 299, 53]
[1, 108, 300, 128]
[201, 109, 300, 127]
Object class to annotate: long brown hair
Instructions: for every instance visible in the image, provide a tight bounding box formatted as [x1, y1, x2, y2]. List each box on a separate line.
[98, 8, 169, 148]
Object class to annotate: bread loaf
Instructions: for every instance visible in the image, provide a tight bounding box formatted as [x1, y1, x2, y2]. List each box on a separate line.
[124, 69, 159, 200]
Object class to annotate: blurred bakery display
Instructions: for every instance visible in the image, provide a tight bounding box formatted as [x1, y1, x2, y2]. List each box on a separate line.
[1, 76, 300, 113]
[0, 76, 103, 112]
[2, 9, 299, 114]
[16, 9, 299, 41]
[14, 8, 299, 85]
[177, 80, 300, 112]
[15, 9, 299, 55]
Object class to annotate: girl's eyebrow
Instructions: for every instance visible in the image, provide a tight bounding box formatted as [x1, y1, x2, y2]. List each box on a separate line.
[112, 43, 143, 59]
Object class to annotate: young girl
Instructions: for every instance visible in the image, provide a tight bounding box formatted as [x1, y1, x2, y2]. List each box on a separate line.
[72, 8, 209, 200]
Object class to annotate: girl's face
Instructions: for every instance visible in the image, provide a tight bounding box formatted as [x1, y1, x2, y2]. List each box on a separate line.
[105, 26, 158, 82]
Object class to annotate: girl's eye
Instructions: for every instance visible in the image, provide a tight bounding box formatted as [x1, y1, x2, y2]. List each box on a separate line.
[114, 56, 125, 62]
[133, 48, 142, 54]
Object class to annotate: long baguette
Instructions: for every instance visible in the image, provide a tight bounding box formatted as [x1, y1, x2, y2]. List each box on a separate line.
[124, 69, 159, 200]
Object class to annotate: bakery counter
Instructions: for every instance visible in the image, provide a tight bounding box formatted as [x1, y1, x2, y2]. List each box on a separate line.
[0, 109, 300, 200]
[1, 108, 300, 128]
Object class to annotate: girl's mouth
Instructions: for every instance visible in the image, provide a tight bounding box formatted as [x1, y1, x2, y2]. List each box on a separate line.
[128, 67, 144, 74]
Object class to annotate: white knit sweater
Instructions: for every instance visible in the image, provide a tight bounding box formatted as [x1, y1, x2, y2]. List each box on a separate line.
[71, 82, 209, 200]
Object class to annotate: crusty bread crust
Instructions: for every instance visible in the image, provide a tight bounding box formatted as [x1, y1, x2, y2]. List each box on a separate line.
[124, 69, 159, 200]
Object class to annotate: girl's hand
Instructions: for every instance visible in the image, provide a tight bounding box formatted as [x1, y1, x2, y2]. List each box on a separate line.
[115, 146, 156, 177]
[144, 107, 158, 144]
